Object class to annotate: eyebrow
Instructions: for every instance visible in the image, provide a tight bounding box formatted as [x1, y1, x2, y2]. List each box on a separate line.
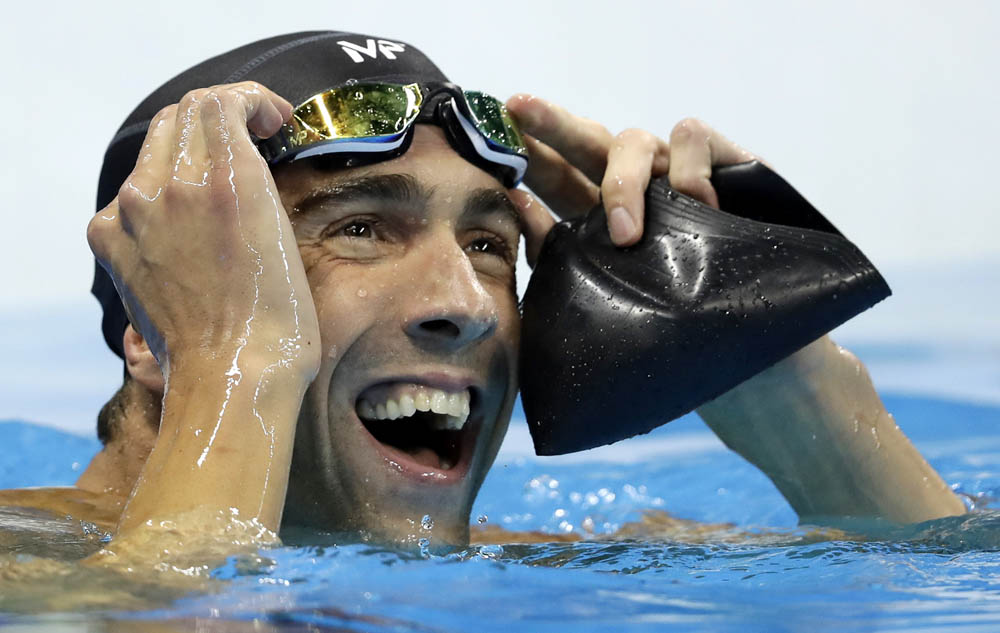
[461, 188, 524, 235]
[293, 173, 430, 216]
[293, 172, 524, 234]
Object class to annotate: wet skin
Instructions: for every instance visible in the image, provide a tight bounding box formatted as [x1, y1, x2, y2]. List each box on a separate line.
[274, 126, 522, 545]
[2, 81, 964, 553]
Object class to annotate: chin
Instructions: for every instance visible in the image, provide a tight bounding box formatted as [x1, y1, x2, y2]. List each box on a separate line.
[282, 361, 514, 548]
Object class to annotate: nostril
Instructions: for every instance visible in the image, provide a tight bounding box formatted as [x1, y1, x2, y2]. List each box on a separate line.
[419, 319, 462, 339]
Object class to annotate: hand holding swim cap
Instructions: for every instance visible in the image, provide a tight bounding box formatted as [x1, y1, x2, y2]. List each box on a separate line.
[88, 81, 321, 377]
[506, 97, 891, 455]
[504, 96, 755, 253]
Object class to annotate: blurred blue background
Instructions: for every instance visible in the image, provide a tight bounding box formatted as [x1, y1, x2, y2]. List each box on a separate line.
[0, 0, 996, 436]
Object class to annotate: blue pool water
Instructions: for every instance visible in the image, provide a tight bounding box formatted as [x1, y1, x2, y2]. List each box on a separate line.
[2, 387, 1000, 631]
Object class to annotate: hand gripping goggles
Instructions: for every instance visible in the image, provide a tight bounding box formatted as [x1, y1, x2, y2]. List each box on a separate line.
[256, 82, 529, 188]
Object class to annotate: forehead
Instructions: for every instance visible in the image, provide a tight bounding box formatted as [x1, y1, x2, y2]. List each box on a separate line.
[271, 125, 506, 201]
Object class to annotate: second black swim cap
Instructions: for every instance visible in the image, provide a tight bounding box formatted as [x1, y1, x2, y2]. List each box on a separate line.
[92, 31, 449, 359]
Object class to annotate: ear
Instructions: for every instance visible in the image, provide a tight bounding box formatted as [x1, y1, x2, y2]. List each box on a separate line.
[123, 324, 165, 396]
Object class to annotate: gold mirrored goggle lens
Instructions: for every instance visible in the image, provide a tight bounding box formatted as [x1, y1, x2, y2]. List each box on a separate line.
[462, 91, 528, 156]
[296, 82, 423, 140]
[258, 83, 423, 160]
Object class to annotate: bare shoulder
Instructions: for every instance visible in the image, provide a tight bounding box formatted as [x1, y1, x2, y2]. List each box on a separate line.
[0, 487, 123, 532]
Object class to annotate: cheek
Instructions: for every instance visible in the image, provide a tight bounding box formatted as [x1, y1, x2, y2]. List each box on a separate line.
[489, 285, 521, 359]
[304, 257, 394, 361]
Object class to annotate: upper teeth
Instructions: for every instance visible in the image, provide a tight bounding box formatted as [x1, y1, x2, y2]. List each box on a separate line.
[358, 387, 471, 431]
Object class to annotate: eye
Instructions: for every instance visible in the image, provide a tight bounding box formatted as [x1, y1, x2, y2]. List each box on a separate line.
[467, 237, 501, 254]
[464, 233, 515, 266]
[320, 217, 382, 242]
[342, 220, 374, 238]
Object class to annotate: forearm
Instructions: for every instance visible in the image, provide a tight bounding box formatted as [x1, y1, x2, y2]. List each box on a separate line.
[696, 336, 965, 524]
[117, 353, 311, 536]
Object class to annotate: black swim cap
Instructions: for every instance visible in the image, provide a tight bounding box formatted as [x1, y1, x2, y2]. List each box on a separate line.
[520, 162, 892, 455]
[92, 31, 450, 359]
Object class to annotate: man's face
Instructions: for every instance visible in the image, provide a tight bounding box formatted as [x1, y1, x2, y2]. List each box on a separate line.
[272, 125, 521, 546]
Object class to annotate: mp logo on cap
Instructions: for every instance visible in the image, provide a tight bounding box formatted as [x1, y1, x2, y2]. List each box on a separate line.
[337, 39, 406, 63]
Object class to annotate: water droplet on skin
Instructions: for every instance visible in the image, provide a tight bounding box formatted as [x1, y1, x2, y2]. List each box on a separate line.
[357, 288, 368, 298]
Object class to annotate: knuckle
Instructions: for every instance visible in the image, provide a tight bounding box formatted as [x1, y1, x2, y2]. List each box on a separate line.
[203, 88, 224, 104]
[617, 127, 656, 149]
[208, 177, 240, 213]
[86, 214, 104, 248]
[669, 171, 701, 192]
[179, 88, 205, 109]
[671, 117, 708, 143]
[163, 177, 198, 206]
[153, 104, 176, 123]
[671, 173, 713, 200]
[238, 80, 265, 94]
[117, 180, 142, 208]
[87, 210, 116, 256]
[602, 170, 640, 198]
[581, 116, 612, 139]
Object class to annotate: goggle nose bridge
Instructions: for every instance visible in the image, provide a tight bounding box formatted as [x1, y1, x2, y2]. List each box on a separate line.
[414, 83, 467, 125]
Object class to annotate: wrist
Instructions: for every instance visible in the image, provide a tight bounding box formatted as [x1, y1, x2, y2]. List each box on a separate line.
[166, 334, 321, 385]
[158, 347, 314, 436]
[120, 337, 313, 534]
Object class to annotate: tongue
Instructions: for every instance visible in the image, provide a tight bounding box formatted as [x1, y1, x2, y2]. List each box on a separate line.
[404, 446, 441, 469]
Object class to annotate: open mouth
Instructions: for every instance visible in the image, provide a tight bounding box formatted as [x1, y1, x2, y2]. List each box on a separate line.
[355, 383, 477, 474]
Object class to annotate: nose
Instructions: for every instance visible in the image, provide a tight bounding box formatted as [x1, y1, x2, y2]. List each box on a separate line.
[402, 232, 499, 351]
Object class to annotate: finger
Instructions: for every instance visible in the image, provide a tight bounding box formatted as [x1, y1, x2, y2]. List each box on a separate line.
[508, 188, 556, 268]
[172, 82, 291, 187]
[231, 81, 292, 138]
[507, 94, 614, 184]
[521, 135, 601, 219]
[199, 84, 284, 191]
[668, 118, 755, 208]
[600, 129, 671, 246]
[171, 89, 212, 186]
[122, 105, 177, 204]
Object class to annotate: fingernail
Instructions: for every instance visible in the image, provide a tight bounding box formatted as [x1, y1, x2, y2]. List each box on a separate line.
[608, 206, 636, 245]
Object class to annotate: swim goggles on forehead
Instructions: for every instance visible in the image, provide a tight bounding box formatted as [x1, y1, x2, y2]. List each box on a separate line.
[255, 82, 529, 188]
